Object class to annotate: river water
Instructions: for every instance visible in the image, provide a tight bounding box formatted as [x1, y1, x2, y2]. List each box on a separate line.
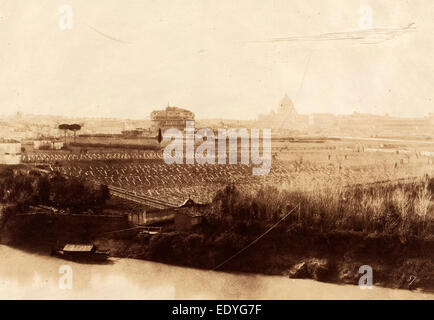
[0, 245, 432, 300]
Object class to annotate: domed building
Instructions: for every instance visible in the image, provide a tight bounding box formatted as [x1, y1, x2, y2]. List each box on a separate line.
[258, 94, 306, 129]
[277, 93, 297, 115]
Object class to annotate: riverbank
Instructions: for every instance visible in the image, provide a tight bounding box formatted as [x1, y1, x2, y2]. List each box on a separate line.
[1, 201, 433, 293]
[0, 245, 432, 300]
[90, 228, 434, 292]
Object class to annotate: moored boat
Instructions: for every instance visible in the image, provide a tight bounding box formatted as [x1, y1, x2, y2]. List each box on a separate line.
[51, 244, 110, 262]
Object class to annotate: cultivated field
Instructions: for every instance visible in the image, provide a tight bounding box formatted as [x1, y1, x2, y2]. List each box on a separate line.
[24, 138, 434, 207]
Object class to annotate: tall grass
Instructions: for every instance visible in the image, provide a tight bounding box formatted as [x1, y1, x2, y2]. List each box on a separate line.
[213, 175, 434, 239]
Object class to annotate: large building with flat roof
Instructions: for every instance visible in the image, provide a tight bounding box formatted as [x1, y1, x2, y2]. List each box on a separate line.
[0, 140, 21, 165]
[150, 105, 195, 134]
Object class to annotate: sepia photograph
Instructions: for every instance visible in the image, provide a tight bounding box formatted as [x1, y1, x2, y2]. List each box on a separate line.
[0, 0, 433, 305]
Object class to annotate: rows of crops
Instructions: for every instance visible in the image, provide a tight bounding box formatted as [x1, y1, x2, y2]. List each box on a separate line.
[48, 156, 432, 205]
[23, 151, 163, 162]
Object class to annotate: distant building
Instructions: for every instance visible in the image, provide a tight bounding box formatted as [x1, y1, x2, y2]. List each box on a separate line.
[277, 93, 297, 115]
[128, 198, 207, 230]
[33, 140, 64, 150]
[33, 140, 51, 150]
[121, 129, 145, 137]
[174, 199, 204, 231]
[150, 105, 195, 134]
[175, 212, 202, 231]
[0, 140, 21, 165]
[52, 142, 64, 150]
[310, 113, 337, 127]
[258, 94, 307, 129]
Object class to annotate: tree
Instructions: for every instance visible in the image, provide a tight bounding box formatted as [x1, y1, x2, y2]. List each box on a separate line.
[58, 124, 70, 144]
[68, 124, 82, 143]
[157, 128, 163, 144]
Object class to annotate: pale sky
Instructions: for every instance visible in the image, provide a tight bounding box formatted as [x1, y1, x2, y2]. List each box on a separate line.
[0, 0, 433, 119]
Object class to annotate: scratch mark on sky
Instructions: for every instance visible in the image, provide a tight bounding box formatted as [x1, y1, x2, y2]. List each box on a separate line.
[297, 51, 312, 99]
[87, 25, 130, 44]
[259, 23, 416, 45]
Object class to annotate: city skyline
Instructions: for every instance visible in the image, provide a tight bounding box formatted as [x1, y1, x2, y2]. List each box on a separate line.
[3, 94, 433, 122]
[1, 0, 433, 120]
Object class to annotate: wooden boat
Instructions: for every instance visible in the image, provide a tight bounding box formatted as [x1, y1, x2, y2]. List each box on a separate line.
[51, 244, 110, 262]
